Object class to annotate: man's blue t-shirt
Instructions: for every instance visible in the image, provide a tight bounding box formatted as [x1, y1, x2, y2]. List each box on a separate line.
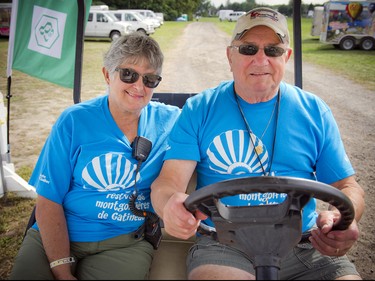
[30, 94, 180, 242]
[165, 81, 354, 232]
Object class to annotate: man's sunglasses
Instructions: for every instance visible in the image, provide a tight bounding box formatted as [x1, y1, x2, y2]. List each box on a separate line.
[230, 44, 287, 57]
[115, 68, 162, 88]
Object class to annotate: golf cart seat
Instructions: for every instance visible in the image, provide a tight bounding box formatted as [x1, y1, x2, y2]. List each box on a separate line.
[148, 169, 197, 279]
[149, 93, 197, 278]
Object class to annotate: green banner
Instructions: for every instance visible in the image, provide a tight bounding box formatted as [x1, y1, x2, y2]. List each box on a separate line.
[10, 0, 92, 89]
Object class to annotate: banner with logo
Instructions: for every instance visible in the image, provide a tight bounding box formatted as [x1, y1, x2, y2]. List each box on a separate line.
[7, 0, 92, 89]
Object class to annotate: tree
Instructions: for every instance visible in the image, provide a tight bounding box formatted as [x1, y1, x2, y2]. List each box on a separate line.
[93, 0, 204, 21]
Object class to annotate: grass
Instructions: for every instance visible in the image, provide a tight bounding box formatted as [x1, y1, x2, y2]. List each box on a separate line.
[0, 17, 374, 279]
[0, 192, 36, 279]
[151, 21, 189, 53]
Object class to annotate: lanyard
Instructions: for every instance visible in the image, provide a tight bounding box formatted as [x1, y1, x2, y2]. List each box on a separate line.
[233, 89, 281, 176]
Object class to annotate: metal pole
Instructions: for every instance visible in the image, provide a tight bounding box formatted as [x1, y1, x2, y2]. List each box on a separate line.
[73, 0, 86, 104]
[293, 0, 303, 89]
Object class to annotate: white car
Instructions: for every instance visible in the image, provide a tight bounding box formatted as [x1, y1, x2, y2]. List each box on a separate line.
[129, 9, 161, 29]
[155, 12, 164, 25]
[85, 10, 134, 41]
[110, 10, 155, 35]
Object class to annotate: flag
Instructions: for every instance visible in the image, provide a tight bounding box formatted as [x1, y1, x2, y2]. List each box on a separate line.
[7, 0, 92, 89]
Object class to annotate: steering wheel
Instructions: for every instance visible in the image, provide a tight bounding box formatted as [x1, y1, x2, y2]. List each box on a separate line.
[184, 176, 354, 280]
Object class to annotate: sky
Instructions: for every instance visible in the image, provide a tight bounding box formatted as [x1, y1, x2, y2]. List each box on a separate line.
[210, 0, 326, 8]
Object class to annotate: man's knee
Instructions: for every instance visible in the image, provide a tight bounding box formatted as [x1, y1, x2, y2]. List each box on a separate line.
[188, 264, 255, 280]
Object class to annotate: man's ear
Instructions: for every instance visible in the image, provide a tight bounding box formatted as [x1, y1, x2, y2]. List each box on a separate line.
[285, 48, 293, 62]
[226, 47, 233, 72]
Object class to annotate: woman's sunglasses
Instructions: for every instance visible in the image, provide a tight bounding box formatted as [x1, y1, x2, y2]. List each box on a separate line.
[115, 68, 162, 88]
[230, 44, 287, 57]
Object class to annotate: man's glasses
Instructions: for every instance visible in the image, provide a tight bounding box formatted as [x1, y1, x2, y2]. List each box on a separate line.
[115, 68, 162, 88]
[230, 44, 287, 57]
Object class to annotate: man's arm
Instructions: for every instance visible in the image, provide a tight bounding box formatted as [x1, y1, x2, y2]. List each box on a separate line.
[151, 159, 203, 239]
[331, 175, 365, 222]
[310, 175, 365, 256]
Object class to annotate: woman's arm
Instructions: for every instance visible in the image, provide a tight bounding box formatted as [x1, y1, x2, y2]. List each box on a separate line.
[36, 195, 76, 280]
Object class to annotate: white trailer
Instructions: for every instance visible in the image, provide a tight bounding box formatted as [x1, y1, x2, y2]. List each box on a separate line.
[320, 0, 375, 50]
[218, 9, 233, 21]
[311, 6, 324, 36]
[0, 3, 12, 37]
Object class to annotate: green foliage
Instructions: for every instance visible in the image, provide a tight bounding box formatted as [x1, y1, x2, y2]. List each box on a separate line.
[93, 0, 203, 21]
[92, 0, 326, 23]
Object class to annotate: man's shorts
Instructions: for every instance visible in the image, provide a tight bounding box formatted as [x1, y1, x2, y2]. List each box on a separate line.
[187, 236, 360, 280]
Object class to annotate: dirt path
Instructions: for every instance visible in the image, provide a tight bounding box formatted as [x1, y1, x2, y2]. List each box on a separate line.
[157, 22, 375, 279]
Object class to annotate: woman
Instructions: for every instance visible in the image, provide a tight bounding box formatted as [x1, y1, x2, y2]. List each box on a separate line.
[10, 33, 180, 280]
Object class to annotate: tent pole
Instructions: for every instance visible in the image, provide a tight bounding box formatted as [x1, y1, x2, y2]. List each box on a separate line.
[73, 0, 86, 104]
[293, 0, 303, 89]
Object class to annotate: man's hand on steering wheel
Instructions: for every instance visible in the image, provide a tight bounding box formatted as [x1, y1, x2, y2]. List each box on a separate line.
[309, 210, 360, 257]
[162, 192, 206, 240]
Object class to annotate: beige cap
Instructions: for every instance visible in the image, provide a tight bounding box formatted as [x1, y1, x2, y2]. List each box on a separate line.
[231, 7, 289, 43]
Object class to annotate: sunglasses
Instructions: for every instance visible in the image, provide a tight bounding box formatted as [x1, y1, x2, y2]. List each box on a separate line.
[115, 68, 162, 88]
[231, 44, 287, 57]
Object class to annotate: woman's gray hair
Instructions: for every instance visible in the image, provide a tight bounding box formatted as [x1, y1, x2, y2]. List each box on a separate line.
[103, 32, 164, 78]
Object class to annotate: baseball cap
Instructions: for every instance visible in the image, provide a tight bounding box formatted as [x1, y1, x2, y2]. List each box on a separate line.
[231, 7, 290, 44]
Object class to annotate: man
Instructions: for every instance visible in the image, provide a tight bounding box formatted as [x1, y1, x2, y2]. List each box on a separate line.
[151, 7, 364, 280]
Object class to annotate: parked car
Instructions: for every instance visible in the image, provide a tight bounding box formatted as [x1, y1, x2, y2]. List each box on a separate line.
[85, 9, 134, 41]
[109, 10, 155, 35]
[129, 9, 161, 29]
[155, 12, 164, 25]
[176, 14, 188, 22]
[227, 11, 246, 22]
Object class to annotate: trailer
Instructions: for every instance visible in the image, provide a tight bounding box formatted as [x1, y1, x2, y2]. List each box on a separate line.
[320, 0, 375, 50]
[0, 3, 11, 37]
[311, 6, 324, 36]
[218, 9, 233, 21]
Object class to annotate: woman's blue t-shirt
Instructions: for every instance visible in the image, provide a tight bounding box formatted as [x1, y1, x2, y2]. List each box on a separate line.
[30, 94, 180, 242]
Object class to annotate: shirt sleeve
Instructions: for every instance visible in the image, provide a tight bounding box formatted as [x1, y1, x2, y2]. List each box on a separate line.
[315, 108, 355, 183]
[29, 112, 73, 204]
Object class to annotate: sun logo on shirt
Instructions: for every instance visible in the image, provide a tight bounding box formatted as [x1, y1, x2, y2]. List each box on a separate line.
[207, 130, 269, 175]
